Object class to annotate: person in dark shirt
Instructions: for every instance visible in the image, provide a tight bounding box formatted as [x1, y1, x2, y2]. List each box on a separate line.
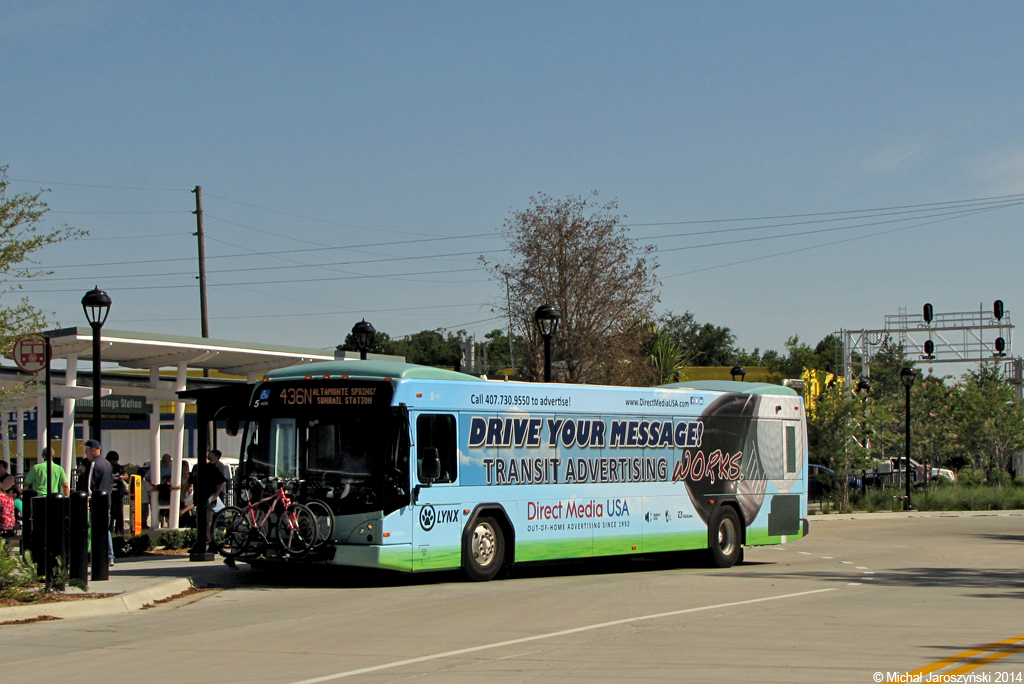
[106, 451, 126, 535]
[86, 440, 114, 567]
[189, 449, 227, 551]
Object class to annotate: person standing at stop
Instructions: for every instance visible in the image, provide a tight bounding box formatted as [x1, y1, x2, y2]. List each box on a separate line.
[85, 440, 115, 567]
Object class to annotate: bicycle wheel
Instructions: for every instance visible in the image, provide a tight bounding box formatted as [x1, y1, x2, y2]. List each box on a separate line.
[277, 503, 317, 556]
[304, 499, 335, 547]
[212, 506, 245, 557]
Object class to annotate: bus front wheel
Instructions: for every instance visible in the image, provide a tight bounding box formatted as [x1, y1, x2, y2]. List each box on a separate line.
[463, 516, 504, 581]
[708, 506, 742, 568]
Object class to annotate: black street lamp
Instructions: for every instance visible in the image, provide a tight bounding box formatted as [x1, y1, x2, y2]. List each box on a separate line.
[534, 305, 560, 382]
[730, 365, 747, 382]
[900, 367, 917, 510]
[82, 287, 112, 442]
[352, 319, 376, 360]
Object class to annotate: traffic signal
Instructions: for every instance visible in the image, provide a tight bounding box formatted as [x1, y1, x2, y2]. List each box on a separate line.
[995, 337, 1006, 355]
[924, 340, 935, 356]
[994, 299, 1004, 320]
[923, 303, 934, 324]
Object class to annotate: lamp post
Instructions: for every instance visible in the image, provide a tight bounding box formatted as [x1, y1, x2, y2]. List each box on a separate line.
[534, 305, 560, 382]
[730, 365, 747, 382]
[352, 319, 376, 360]
[900, 367, 917, 510]
[82, 287, 112, 442]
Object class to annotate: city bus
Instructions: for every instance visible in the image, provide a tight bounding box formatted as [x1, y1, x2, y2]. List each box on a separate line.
[233, 359, 808, 580]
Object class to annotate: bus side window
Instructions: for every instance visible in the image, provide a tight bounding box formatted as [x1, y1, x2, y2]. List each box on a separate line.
[416, 414, 457, 484]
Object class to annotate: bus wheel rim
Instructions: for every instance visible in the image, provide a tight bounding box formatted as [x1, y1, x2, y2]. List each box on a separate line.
[718, 517, 737, 556]
[472, 522, 497, 567]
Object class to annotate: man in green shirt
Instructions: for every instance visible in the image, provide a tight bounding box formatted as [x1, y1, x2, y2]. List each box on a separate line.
[24, 447, 70, 496]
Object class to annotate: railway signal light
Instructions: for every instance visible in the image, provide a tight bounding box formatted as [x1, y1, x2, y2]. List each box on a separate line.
[995, 337, 1006, 356]
[924, 340, 935, 358]
[994, 300, 1004, 320]
[923, 303, 933, 324]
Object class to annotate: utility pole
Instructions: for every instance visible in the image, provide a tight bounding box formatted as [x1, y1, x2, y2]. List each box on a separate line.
[505, 275, 515, 376]
[192, 186, 210, 339]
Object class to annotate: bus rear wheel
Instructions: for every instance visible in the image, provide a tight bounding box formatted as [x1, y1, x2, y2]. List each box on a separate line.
[463, 516, 504, 581]
[708, 506, 742, 568]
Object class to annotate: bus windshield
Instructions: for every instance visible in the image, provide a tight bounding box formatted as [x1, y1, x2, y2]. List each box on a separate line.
[240, 379, 399, 514]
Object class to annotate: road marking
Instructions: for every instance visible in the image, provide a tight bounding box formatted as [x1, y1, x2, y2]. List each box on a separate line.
[863, 571, 874, 574]
[840, 561, 854, 564]
[908, 633, 1024, 679]
[286, 588, 839, 684]
[846, 583, 862, 586]
[798, 551, 811, 555]
[856, 566, 868, 569]
[821, 556, 833, 559]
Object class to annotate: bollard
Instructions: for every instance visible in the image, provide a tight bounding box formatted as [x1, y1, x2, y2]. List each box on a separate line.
[29, 496, 47, 578]
[45, 495, 67, 583]
[90, 490, 109, 582]
[21, 489, 36, 560]
[69, 491, 89, 584]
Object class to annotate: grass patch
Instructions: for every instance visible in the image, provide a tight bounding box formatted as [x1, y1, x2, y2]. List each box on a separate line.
[846, 484, 1024, 512]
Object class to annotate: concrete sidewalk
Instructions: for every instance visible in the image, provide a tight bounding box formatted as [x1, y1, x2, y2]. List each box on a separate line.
[0, 553, 249, 623]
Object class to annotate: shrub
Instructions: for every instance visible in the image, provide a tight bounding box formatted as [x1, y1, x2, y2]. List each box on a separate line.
[128, 534, 152, 555]
[159, 529, 198, 550]
[0, 540, 39, 600]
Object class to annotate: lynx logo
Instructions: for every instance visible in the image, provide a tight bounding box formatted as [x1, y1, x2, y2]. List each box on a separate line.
[419, 506, 460, 530]
[419, 505, 436, 531]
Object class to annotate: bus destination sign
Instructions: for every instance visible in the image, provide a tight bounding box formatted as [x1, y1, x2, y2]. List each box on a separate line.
[253, 380, 392, 410]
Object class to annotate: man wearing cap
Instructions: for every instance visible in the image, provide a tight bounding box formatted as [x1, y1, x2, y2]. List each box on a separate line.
[85, 439, 115, 567]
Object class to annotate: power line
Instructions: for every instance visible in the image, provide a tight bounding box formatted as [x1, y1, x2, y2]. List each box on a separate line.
[48, 211, 190, 215]
[31, 199, 1021, 283]
[646, 201, 1024, 256]
[203, 192, 439, 238]
[18, 265, 486, 293]
[662, 204, 1009, 279]
[7, 178, 188, 192]
[623, 191, 1024, 227]
[635, 197, 1023, 242]
[117, 302, 493, 323]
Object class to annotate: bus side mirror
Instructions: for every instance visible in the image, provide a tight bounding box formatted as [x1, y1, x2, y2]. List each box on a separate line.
[421, 448, 441, 484]
[226, 417, 242, 437]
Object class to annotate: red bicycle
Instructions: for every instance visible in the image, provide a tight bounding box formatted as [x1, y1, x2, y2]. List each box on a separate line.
[213, 478, 317, 558]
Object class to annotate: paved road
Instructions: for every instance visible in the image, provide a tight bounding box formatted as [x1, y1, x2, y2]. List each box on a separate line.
[4, 513, 1023, 683]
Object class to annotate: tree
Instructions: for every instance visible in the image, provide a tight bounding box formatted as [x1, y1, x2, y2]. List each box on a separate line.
[658, 311, 738, 366]
[0, 167, 84, 357]
[955, 363, 1024, 483]
[475, 328, 526, 377]
[337, 328, 467, 368]
[485, 193, 659, 384]
[641, 322, 693, 385]
[337, 330, 394, 356]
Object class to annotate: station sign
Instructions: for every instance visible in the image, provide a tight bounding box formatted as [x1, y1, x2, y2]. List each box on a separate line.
[51, 394, 150, 420]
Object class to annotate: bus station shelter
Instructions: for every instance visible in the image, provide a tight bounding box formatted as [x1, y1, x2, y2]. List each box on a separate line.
[1, 327, 335, 529]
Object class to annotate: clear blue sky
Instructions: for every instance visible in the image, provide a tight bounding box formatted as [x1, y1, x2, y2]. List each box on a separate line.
[3, 2, 1022, 368]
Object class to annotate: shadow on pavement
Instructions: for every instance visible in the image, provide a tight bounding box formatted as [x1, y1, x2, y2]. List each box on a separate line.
[740, 566, 1024, 599]
[220, 548, 740, 590]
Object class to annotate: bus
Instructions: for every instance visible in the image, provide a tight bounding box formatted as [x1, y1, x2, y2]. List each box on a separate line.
[232, 359, 808, 580]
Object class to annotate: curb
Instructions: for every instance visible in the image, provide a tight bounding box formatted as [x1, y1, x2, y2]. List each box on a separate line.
[809, 509, 1024, 522]
[0, 577, 194, 623]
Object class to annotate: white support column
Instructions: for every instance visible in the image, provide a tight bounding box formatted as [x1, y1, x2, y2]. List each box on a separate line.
[62, 354, 79, 481]
[149, 367, 161, 529]
[36, 398, 47, 458]
[247, 371, 257, 384]
[169, 362, 186, 529]
[2, 411, 10, 466]
[15, 409, 24, 474]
